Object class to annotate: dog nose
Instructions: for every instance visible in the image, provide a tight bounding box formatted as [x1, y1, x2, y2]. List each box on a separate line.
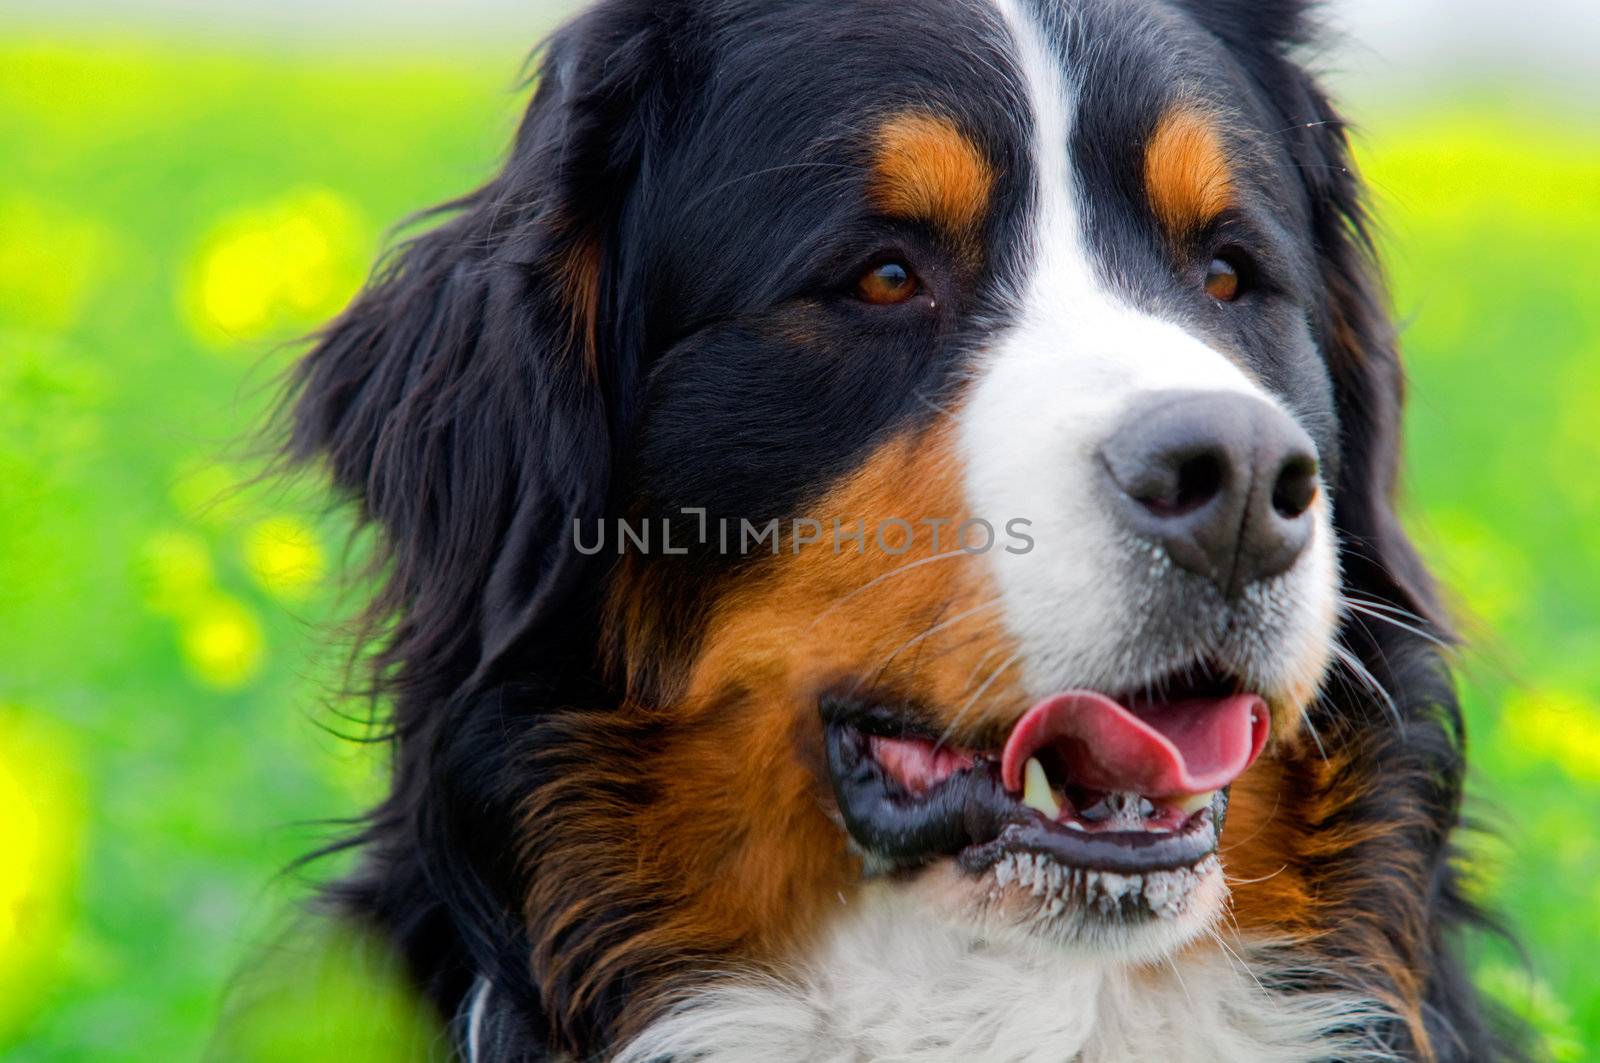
[1099, 391, 1320, 596]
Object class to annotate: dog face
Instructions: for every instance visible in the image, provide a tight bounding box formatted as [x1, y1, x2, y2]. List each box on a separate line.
[292, 0, 1463, 1055]
[596, 0, 1346, 961]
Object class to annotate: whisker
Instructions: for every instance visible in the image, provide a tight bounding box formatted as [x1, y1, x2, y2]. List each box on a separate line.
[961, 645, 1004, 695]
[1331, 640, 1406, 734]
[805, 549, 973, 632]
[1268, 117, 1338, 136]
[1339, 590, 1434, 624]
[911, 388, 962, 422]
[1297, 704, 1331, 762]
[1204, 927, 1273, 1001]
[1223, 864, 1289, 887]
[1314, 666, 1365, 742]
[1217, 892, 1247, 951]
[1340, 596, 1451, 651]
[854, 598, 1005, 692]
[1217, 787, 1283, 854]
[1162, 952, 1197, 1011]
[934, 650, 1023, 752]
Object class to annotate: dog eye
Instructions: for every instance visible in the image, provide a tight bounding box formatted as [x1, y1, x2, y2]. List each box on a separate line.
[1204, 254, 1245, 302]
[857, 261, 920, 305]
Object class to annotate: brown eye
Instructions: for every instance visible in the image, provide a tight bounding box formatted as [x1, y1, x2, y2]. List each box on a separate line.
[1204, 256, 1242, 302]
[857, 261, 918, 305]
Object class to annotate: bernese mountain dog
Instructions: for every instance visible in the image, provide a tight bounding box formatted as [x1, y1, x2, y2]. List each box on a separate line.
[284, 0, 1522, 1059]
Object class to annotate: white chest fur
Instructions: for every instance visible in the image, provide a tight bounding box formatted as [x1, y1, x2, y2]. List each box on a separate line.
[613, 891, 1395, 1063]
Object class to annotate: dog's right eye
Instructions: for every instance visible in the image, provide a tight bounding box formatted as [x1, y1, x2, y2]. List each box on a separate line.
[856, 260, 920, 305]
[1204, 255, 1243, 302]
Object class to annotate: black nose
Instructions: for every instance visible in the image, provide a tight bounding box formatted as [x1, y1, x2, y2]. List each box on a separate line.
[1099, 391, 1320, 596]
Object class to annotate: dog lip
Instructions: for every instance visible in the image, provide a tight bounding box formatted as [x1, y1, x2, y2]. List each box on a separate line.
[821, 699, 1011, 867]
[820, 694, 1230, 877]
[958, 807, 1221, 876]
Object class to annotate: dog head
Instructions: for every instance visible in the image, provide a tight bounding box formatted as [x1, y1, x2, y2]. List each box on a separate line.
[292, 0, 1456, 1054]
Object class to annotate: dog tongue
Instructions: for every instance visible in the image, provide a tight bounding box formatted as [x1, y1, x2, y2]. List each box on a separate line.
[1000, 691, 1270, 799]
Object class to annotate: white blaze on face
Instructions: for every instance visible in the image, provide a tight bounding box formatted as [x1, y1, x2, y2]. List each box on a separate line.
[963, 0, 1340, 706]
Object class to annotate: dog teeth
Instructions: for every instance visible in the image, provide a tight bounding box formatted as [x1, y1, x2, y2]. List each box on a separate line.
[1176, 790, 1216, 815]
[1022, 757, 1061, 819]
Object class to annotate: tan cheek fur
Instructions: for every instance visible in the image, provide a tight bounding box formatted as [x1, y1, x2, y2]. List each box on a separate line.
[528, 421, 1026, 1035]
[1222, 749, 1435, 1057]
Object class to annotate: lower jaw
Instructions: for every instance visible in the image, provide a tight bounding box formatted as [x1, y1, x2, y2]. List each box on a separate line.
[981, 851, 1222, 924]
[954, 804, 1226, 926]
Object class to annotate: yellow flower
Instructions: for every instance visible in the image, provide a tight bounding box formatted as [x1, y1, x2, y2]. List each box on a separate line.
[243, 516, 326, 601]
[1499, 688, 1600, 786]
[1359, 112, 1600, 236]
[180, 594, 266, 690]
[0, 743, 42, 950]
[0, 707, 85, 1038]
[182, 187, 365, 349]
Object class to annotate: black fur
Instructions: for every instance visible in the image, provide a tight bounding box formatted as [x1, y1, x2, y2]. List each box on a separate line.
[281, 1, 1525, 1058]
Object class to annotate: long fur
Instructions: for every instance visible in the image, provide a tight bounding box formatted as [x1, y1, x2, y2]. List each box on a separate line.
[611, 888, 1400, 1063]
[277, 1, 1529, 1059]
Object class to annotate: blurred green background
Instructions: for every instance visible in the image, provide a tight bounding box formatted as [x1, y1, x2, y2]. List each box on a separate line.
[1, 5, 1597, 1060]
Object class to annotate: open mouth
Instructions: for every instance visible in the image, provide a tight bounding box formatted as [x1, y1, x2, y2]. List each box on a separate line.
[823, 663, 1269, 910]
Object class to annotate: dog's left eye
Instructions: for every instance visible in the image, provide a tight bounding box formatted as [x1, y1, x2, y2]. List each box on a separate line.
[857, 261, 920, 305]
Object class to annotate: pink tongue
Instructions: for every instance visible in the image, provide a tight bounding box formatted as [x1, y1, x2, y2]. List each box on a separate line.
[1000, 691, 1270, 799]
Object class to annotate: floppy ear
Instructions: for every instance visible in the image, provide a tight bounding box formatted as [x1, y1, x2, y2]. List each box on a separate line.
[1276, 77, 1450, 635]
[1180, 0, 1447, 631]
[287, 7, 665, 705]
[1184, 1, 1447, 634]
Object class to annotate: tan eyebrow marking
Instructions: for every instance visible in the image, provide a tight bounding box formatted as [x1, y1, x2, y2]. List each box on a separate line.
[869, 112, 995, 247]
[1144, 106, 1236, 239]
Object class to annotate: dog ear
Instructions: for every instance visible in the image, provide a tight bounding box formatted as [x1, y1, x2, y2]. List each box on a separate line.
[287, 7, 667, 704]
[1280, 82, 1449, 634]
[1179, 4, 1447, 634]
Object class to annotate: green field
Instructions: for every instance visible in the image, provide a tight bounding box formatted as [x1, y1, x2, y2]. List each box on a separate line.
[2, 37, 1597, 1062]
